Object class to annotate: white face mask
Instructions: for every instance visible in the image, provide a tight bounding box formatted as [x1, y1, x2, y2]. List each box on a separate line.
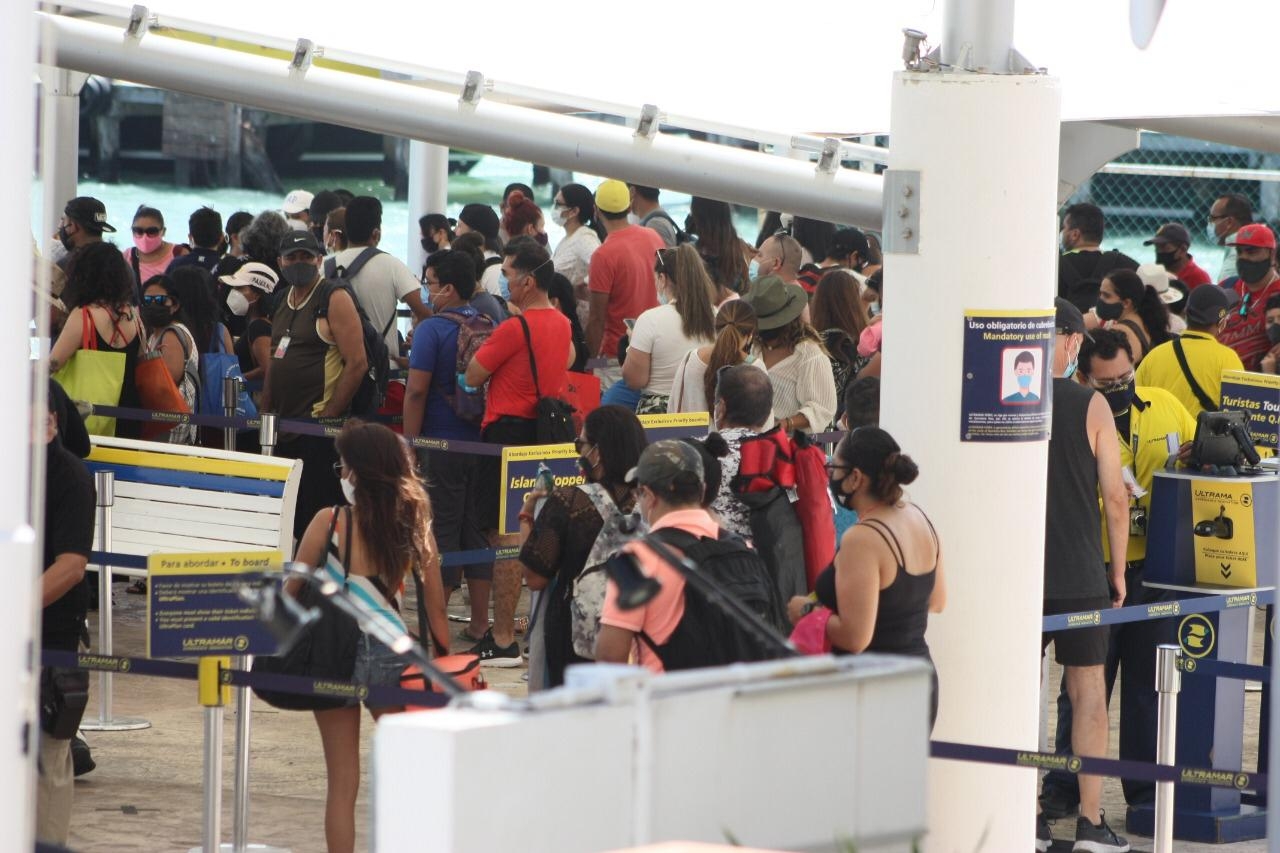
[552, 208, 569, 226]
[226, 288, 251, 316]
[340, 476, 356, 505]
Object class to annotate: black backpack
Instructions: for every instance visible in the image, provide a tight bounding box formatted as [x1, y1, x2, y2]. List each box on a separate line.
[638, 527, 789, 672]
[315, 280, 391, 417]
[1058, 250, 1138, 313]
[641, 210, 691, 246]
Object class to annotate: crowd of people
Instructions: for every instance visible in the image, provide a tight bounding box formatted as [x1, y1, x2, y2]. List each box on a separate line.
[39, 176, 1280, 852]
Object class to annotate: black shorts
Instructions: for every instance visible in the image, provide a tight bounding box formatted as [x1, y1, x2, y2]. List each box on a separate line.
[417, 447, 493, 587]
[1041, 596, 1111, 667]
[476, 417, 539, 532]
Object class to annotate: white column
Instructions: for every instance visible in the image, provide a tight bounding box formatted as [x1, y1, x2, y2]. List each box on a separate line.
[882, 70, 1061, 851]
[407, 141, 450, 267]
[39, 67, 84, 245]
[4, 5, 40, 850]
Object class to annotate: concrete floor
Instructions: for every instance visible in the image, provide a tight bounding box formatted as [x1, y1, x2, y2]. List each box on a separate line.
[62, 584, 1271, 852]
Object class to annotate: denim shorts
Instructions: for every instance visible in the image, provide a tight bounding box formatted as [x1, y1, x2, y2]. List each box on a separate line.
[350, 633, 405, 709]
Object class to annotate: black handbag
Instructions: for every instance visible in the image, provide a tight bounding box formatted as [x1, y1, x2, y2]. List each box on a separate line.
[39, 666, 89, 739]
[251, 507, 362, 711]
[516, 315, 575, 444]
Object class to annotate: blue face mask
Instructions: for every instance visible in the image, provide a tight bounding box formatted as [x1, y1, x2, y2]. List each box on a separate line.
[1017, 373, 1033, 389]
[498, 272, 510, 300]
[748, 259, 760, 280]
[1063, 358, 1078, 380]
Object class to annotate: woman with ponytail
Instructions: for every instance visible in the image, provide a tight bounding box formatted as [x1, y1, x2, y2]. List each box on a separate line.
[622, 244, 718, 413]
[668, 300, 764, 416]
[792, 426, 946, 727]
[295, 420, 450, 853]
[1093, 268, 1171, 365]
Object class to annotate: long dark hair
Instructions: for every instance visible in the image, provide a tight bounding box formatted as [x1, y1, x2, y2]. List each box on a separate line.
[689, 197, 749, 294]
[64, 242, 136, 309]
[583, 405, 647, 490]
[811, 269, 868, 339]
[703, 300, 758, 407]
[335, 421, 436, 592]
[836, 426, 919, 505]
[1105, 269, 1171, 348]
[656, 245, 717, 341]
[548, 272, 588, 371]
[169, 266, 223, 353]
[561, 182, 606, 241]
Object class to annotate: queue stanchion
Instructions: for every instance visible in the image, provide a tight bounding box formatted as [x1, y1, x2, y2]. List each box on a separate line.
[1154, 644, 1182, 853]
[81, 470, 150, 732]
[222, 377, 240, 452]
[191, 656, 229, 853]
[259, 412, 277, 458]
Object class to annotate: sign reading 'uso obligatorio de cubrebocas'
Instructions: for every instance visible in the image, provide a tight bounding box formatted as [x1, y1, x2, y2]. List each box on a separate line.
[960, 309, 1055, 443]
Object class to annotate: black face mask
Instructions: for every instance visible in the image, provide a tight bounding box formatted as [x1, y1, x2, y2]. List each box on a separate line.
[1155, 250, 1178, 270]
[829, 474, 855, 510]
[57, 225, 74, 253]
[421, 237, 434, 253]
[1102, 381, 1136, 415]
[1236, 257, 1272, 285]
[1095, 299, 1124, 322]
[140, 305, 172, 329]
[1267, 325, 1280, 346]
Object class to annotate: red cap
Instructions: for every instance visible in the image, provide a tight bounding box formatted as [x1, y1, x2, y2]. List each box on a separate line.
[1228, 223, 1276, 249]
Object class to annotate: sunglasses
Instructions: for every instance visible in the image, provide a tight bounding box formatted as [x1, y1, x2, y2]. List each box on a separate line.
[331, 461, 346, 477]
[1088, 373, 1134, 394]
[132, 226, 162, 237]
[573, 437, 593, 454]
[655, 249, 670, 277]
[141, 294, 171, 305]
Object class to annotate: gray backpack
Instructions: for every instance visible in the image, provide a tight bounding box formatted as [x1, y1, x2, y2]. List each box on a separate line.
[569, 483, 643, 658]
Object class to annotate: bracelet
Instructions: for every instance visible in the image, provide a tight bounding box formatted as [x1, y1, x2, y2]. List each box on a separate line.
[518, 512, 535, 525]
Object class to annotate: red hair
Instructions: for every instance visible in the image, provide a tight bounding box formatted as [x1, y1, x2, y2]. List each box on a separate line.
[501, 190, 542, 237]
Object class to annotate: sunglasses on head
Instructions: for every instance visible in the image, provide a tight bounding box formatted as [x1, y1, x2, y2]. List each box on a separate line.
[655, 249, 669, 277]
[133, 226, 162, 237]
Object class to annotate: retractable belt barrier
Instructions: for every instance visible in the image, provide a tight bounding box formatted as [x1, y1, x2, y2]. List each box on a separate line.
[41, 649, 449, 710]
[1041, 588, 1273, 632]
[90, 546, 520, 571]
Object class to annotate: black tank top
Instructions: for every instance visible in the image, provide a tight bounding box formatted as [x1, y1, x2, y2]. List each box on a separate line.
[815, 504, 937, 658]
[1044, 377, 1108, 599]
[94, 312, 143, 440]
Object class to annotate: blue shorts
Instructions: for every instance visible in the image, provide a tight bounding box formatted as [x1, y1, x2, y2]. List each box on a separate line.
[350, 633, 405, 709]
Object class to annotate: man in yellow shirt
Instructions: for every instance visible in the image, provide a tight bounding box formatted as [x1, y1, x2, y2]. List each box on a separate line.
[1136, 285, 1243, 418]
[1042, 328, 1197, 820]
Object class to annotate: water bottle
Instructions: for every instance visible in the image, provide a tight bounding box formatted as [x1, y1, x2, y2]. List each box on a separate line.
[534, 462, 555, 517]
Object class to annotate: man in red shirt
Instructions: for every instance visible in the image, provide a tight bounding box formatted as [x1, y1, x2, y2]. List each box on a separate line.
[1219, 223, 1280, 371]
[1143, 223, 1211, 289]
[463, 237, 572, 666]
[586, 179, 665, 375]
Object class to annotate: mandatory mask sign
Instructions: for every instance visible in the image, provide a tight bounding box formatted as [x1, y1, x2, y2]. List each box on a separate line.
[960, 309, 1055, 442]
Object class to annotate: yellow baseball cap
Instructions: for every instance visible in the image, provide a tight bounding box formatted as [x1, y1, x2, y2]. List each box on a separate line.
[594, 179, 632, 215]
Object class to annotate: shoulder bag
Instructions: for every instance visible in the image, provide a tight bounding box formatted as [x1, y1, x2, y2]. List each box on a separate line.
[516, 314, 576, 444]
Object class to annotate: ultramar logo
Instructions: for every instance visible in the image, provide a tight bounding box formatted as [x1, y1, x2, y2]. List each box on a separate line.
[1016, 752, 1082, 773]
[1066, 610, 1102, 627]
[1180, 768, 1250, 790]
[1226, 593, 1258, 609]
[1145, 602, 1181, 619]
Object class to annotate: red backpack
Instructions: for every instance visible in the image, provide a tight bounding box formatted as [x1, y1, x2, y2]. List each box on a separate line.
[792, 431, 837, 591]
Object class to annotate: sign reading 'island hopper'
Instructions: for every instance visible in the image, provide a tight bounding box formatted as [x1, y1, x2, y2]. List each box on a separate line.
[960, 309, 1055, 442]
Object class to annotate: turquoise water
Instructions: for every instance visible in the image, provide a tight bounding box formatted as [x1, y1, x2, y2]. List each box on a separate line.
[33, 155, 760, 267]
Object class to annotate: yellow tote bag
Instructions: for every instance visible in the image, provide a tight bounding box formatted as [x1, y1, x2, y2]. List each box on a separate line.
[52, 308, 126, 436]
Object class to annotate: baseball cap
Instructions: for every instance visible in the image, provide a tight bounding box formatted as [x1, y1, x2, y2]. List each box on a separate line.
[278, 229, 323, 257]
[1143, 223, 1191, 247]
[64, 196, 116, 233]
[1185, 285, 1241, 326]
[1136, 263, 1181, 305]
[282, 190, 314, 216]
[830, 228, 870, 260]
[1228, 223, 1276, 249]
[595, 180, 631, 215]
[219, 261, 278, 294]
[458, 203, 500, 241]
[625, 439, 704, 492]
[1054, 297, 1088, 336]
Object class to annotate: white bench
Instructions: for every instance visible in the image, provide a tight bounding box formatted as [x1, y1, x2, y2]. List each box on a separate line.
[85, 436, 302, 566]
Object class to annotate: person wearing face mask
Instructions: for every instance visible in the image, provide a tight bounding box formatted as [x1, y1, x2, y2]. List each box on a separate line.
[705, 364, 776, 539]
[403, 250, 496, 646]
[1143, 222, 1211, 290]
[550, 183, 603, 310]
[139, 275, 199, 445]
[1207, 193, 1253, 281]
[418, 212, 454, 262]
[261, 230, 369, 541]
[585, 180, 666, 386]
[517, 405, 647, 689]
[1218, 223, 1280, 370]
[1044, 329, 1196, 836]
[1258, 295, 1280, 374]
[221, 262, 279, 384]
[1135, 284, 1244, 418]
[1058, 202, 1139, 314]
[323, 207, 349, 256]
[622, 245, 718, 413]
[1034, 310, 1134, 851]
[165, 207, 224, 275]
[594, 439, 780, 672]
[668, 290, 765, 416]
[1090, 268, 1170, 366]
[788, 427, 945, 720]
[51, 196, 114, 271]
[500, 190, 548, 249]
[454, 203, 504, 296]
[123, 206, 177, 296]
[751, 233, 803, 288]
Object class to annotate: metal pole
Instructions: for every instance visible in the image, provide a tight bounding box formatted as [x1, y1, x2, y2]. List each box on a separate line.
[231, 654, 250, 852]
[222, 376, 239, 452]
[203, 703, 223, 853]
[1154, 643, 1182, 853]
[258, 413, 277, 458]
[81, 471, 149, 731]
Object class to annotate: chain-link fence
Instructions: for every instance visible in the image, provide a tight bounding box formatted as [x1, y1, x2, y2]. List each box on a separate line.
[1064, 132, 1280, 279]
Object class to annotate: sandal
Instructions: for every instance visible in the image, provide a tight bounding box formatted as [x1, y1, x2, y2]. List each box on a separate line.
[514, 616, 529, 635]
[126, 579, 147, 595]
